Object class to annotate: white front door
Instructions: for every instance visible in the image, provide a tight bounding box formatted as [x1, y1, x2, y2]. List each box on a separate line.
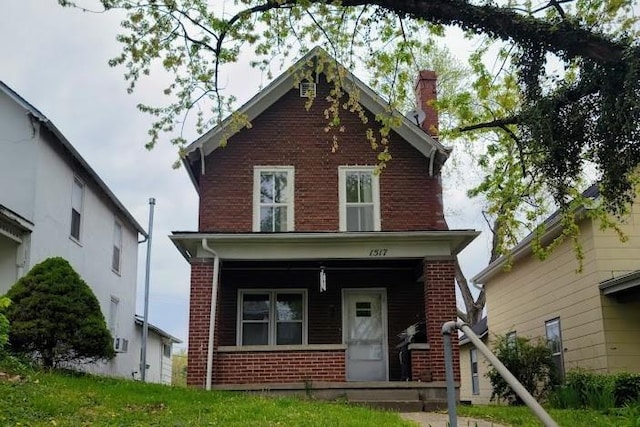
[343, 289, 388, 381]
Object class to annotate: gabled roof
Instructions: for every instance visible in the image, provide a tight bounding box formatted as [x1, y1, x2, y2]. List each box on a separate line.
[181, 47, 451, 191]
[135, 315, 182, 344]
[0, 81, 147, 237]
[472, 184, 599, 284]
[459, 316, 488, 345]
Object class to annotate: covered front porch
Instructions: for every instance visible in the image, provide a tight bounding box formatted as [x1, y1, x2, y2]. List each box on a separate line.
[171, 230, 478, 392]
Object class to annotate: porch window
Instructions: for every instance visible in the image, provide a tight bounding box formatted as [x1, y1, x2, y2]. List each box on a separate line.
[253, 167, 294, 232]
[238, 290, 306, 346]
[545, 318, 564, 381]
[70, 178, 84, 241]
[338, 166, 380, 231]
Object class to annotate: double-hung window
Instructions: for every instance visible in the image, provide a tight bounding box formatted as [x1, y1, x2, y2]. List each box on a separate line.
[338, 166, 380, 231]
[545, 318, 564, 380]
[470, 347, 480, 395]
[253, 167, 294, 232]
[70, 178, 84, 241]
[112, 221, 122, 273]
[238, 290, 306, 346]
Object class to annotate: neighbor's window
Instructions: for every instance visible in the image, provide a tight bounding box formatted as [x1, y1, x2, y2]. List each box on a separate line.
[163, 344, 171, 358]
[70, 178, 84, 240]
[253, 167, 294, 232]
[108, 296, 119, 337]
[470, 347, 480, 395]
[545, 318, 564, 381]
[338, 166, 380, 231]
[238, 290, 306, 346]
[112, 221, 122, 273]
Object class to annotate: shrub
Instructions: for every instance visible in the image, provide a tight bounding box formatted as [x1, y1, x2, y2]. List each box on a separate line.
[615, 373, 640, 407]
[0, 296, 10, 354]
[5, 257, 115, 368]
[487, 334, 558, 405]
[551, 370, 640, 410]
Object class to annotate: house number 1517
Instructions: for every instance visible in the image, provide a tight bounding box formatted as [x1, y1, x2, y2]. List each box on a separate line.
[369, 249, 388, 257]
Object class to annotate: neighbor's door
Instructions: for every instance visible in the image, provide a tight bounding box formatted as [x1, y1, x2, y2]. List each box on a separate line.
[343, 289, 388, 381]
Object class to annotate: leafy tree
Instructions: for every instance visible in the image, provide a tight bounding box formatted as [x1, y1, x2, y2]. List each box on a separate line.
[58, 0, 639, 262]
[5, 257, 115, 368]
[488, 334, 558, 405]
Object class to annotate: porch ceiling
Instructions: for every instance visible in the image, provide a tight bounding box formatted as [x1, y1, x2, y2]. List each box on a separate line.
[170, 230, 479, 262]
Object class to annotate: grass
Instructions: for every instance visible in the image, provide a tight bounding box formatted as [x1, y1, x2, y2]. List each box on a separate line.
[0, 366, 413, 426]
[457, 403, 631, 426]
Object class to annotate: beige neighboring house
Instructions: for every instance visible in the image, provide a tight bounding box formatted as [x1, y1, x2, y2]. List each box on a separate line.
[459, 317, 493, 404]
[467, 185, 640, 403]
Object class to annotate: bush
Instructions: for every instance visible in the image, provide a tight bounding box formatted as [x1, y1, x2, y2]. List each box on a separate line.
[5, 257, 115, 368]
[487, 334, 558, 405]
[551, 370, 640, 410]
[0, 296, 10, 354]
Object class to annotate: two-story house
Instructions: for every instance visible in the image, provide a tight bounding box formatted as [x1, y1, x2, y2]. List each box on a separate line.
[171, 48, 478, 406]
[0, 81, 178, 382]
[465, 185, 640, 403]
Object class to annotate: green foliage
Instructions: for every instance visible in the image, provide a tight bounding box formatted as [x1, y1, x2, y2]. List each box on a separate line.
[0, 296, 10, 355]
[0, 369, 413, 426]
[5, 257, 115, 368]
[488, 334, 558, 405]
[550, 370, 640, 410]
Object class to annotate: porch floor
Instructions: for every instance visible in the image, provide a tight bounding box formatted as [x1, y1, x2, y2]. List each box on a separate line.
[211, 381, 456, 412]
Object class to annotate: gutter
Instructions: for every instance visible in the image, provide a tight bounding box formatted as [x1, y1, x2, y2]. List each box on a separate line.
[200, 238, 221, 391]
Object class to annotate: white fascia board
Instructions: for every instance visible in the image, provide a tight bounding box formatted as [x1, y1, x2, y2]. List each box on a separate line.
[170, 230, 479, 262]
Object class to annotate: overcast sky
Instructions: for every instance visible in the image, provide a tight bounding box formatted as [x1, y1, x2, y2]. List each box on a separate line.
[1, 1, 492, 349]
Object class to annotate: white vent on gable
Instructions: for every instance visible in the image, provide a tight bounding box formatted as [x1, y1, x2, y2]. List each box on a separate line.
[300, 82, 316, 98]
[114, 337, 129, 353]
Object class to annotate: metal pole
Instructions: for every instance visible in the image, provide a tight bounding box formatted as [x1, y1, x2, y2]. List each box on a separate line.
[140, 197, 155, 382]
[442, 327, 458, 427]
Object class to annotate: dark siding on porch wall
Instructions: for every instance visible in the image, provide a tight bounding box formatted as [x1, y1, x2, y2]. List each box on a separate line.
[197, 75, 447, 233]
[217, 266, 424, 381]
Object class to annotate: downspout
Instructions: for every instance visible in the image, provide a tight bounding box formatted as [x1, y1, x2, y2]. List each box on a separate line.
[201, 238, 220, 391]
[428, 146, 437, 176]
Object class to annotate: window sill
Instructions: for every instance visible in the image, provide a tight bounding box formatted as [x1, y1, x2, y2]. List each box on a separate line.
[217, 344, 347, 353]
[112, 268, 121, 276]
[408, 343, 430, 351]
[69, 236, 82, 247]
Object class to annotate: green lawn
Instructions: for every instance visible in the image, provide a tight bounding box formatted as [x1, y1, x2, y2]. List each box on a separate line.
[0, 368, 413, 426]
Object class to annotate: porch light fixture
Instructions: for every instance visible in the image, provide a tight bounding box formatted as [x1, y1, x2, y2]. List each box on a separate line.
[320, 266, 327, 292]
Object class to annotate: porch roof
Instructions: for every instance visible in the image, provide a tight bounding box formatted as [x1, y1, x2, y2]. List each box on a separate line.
[599, 270, 640, 296]
[170, 230, 479, 262]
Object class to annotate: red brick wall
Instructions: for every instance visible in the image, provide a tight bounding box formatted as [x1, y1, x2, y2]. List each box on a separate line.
[187, 260, 214, 388]
[410, 349, 431, 382]
[423, 259, 459, 382]
[197, 76, 446, 232]
[214, 351, 346, 384]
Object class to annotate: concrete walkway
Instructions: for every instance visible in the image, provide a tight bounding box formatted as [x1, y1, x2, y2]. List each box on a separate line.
[400, 412, 508, 427]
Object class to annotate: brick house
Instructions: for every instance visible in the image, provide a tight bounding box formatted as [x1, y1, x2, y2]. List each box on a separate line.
[171, 48, 478, 400]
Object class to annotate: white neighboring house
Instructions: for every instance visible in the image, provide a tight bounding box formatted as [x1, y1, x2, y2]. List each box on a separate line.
[0, 81, 175, 381]
[135, 315, 182, 384]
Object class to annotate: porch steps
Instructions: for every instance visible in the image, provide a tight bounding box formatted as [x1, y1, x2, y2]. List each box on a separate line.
[346, 389, 424, 412]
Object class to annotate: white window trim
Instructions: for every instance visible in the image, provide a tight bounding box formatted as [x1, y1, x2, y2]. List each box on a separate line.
[253, 166, 295, 232]
[70, 176, 85, 243]
[236, 289, 308, 346]
[338, 166, 381, 232]
[112, 220, 123, 274]
[470, 347, 480, 395]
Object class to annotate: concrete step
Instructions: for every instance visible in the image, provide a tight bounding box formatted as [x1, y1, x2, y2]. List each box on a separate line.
[349, 400, 424, 412]
[345, 389, 420, 401]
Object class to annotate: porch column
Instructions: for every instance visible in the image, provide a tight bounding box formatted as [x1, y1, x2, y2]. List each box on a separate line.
[187, 258, 214, 388]
[423, 258, 459, 383]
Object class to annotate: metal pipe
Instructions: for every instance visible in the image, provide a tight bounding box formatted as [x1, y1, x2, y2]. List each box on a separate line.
[442, 324, 458, 427]
[443, 320, 559, 427]
[201, 238, 220, 391]
[140, 197, 155, 382]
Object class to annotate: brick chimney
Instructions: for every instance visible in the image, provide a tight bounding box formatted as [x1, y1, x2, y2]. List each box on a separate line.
[414, 70, 438, 139]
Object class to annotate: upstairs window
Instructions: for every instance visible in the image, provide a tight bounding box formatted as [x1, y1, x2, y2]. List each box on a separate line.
[339, 166, 380, 231]
[70, 178, 84, 241]
[253, 167, 294, 232]
[112, 221, 122, 273]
